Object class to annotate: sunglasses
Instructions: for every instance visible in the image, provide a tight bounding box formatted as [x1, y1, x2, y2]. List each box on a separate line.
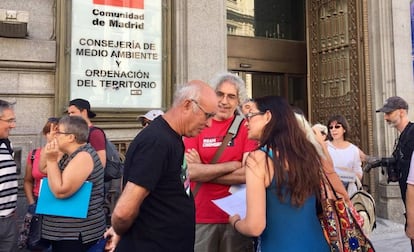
[328, 125, 342, 130]
[142, 121, 151, 127]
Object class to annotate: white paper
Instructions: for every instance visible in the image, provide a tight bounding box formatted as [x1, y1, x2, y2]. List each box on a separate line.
[212, 187, 246, 218]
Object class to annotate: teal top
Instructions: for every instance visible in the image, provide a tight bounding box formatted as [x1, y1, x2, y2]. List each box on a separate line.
[257, 147, 329, 251]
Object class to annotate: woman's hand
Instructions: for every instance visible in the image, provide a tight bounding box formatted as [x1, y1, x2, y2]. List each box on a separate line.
[104, 226, 121, 252]
[49, 122, 58, 140]
[406, 225, 414, 240]
[229, 214, 241, 230]
[44, 138, 60, 162]
[312, 125, 326, 147]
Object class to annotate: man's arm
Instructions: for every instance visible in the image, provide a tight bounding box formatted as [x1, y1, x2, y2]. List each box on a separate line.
[187, 151, 250, 185]
[406, 151, 414, 240]
[187, 161, 241, 182]
[111, 181, 150, 236]
[89, 128, 106, 167]
[210, 166, 245, 185]
[211, 152, 250, 185]
[406, 184, 414, 240]
[96, 149, 106, 167]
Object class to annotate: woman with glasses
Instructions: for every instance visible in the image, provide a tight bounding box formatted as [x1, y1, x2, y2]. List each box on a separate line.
[229, 96, 329, 251]
[41, 116, 106, 252]
[326, 114, 363, 192]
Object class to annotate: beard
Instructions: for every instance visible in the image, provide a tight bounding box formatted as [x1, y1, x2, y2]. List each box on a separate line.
[386, 118, 399, 128]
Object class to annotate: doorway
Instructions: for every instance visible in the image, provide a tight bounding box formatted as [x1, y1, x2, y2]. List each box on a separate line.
[226, 0, 307, 114]
[233, 71, 307, 114]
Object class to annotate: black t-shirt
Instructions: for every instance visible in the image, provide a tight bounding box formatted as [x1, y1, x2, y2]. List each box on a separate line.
[393, 122, 414, 204]
[116, 116, 195, 252]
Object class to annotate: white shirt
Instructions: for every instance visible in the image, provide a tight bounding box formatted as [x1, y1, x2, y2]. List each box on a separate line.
[327, 141, 363, 182]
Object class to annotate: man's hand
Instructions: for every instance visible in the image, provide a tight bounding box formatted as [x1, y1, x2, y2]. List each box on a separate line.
[185, 148, 202, 164]
[104, 226, 120, 252]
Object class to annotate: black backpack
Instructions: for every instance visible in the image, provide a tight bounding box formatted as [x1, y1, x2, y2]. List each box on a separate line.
[89, 127, 123, 182]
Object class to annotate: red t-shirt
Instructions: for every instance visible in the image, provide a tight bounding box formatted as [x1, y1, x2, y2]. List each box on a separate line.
[184, 116, 257, 223]
[89, 126, 105, 151]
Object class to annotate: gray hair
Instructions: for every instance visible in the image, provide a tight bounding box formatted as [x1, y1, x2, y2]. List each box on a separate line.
[0, 100, 14, 117]
[210, 72, 248, 104]
[172, 81, 204, 107]
[58, 115, 89, 143]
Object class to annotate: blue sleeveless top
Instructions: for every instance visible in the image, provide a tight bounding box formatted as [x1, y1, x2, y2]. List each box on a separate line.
[257, 148, 329, 252]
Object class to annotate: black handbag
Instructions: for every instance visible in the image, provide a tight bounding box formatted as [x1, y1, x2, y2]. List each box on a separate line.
[27, 214, 50, 251]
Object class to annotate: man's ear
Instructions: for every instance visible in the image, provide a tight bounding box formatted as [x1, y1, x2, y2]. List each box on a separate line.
[81, 109, 89, 119]
[183, 99, 193, 112]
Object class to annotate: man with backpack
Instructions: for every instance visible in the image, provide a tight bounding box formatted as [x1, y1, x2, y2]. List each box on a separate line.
[67, 98, 106, 168]
[67, 99, 123, 182]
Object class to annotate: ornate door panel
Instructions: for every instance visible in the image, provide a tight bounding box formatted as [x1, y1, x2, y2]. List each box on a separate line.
[308, 0, 371, 152]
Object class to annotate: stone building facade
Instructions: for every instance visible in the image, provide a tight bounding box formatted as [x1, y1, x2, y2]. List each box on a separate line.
[0, 0, 413, 223]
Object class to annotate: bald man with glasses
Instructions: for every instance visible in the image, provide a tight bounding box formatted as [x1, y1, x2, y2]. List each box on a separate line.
[104, 80, 218, 252]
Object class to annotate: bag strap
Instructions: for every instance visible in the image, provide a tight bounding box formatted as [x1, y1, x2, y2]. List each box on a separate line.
[30, 149, 37, 166]
[192, 115, 244, 197]
[320, 169, 341, 201]
[88, 126, 105, 141]
[355, 177, 363, 190]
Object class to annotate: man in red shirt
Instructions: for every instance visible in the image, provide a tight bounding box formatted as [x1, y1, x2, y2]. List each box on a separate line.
[184, 73, 257, 252]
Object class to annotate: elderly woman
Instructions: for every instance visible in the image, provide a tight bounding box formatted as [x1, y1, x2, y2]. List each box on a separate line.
[42, 115, 106, 252]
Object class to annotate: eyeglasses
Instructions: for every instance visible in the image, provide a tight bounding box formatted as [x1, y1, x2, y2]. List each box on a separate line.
[0, 118, 16, 124]
[328, 125, 342, 130]
[216, 91, 238, 101]
[245, 112, 265, 121]
[191, 99, 216, 120]
[55, 131, 73, 135]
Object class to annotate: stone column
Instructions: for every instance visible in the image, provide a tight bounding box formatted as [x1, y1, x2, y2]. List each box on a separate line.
[174, 1, 227, 85]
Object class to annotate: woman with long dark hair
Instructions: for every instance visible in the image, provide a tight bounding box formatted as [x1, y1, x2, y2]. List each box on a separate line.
[229, 96, 329, 251]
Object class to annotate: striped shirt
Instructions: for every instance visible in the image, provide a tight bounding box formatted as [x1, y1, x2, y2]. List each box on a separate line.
[0, 140, 17, 217]
[42, 144, 106, 243]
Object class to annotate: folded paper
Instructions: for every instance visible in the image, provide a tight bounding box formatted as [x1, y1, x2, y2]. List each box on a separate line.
[36, 178, 92, 218]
